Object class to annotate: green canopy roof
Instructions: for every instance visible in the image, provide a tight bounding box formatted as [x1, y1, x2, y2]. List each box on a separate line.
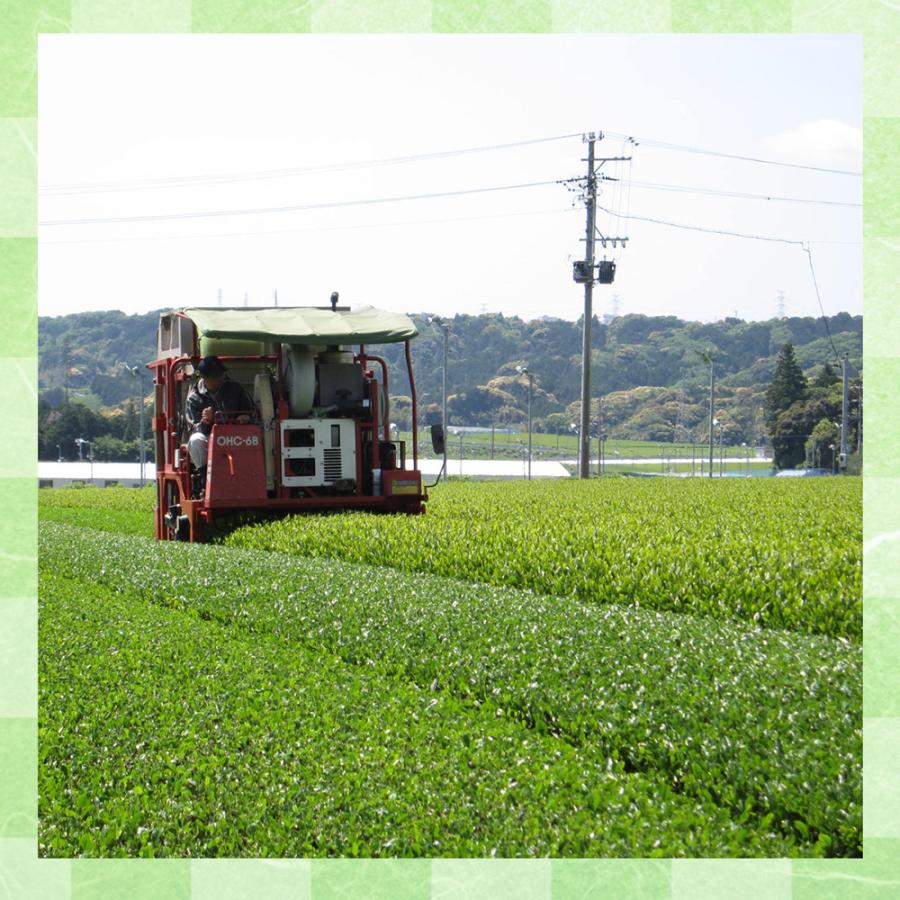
[181, 306, 418, 345]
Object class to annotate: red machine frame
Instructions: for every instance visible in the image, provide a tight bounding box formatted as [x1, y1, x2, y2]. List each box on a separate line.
[149, 316, 424, 542]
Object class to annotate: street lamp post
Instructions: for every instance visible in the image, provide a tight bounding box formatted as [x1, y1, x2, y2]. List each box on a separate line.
[75, 438, 93, 481]
[123, 363, 147, 487]
[428, 318, 451, 482]
[712, 419, 719, 478]
[696, 350, 715, 479]
[833, 421, 843, 476]
[516, 365, 534, 480]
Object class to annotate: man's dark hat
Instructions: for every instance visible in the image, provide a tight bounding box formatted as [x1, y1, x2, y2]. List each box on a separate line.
[198, 356, 226, 377]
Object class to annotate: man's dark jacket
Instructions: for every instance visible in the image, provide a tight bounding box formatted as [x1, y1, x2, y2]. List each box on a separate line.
[186, 377, 254, 436]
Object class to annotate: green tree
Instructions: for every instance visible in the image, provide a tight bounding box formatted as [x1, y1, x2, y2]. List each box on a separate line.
[541, 412, 571, 437]
[805, 418, 839, 470]
[93, 435, 134, 462]
[765, 343, 808, 453]
[39, 400, 105, 461]
[770, 404, 810, 470]
[771, 393, 839, 470]
[812, 361, 840, 389]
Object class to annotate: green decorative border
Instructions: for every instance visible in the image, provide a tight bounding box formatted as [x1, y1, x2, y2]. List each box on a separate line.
[3, 1, 896, 896]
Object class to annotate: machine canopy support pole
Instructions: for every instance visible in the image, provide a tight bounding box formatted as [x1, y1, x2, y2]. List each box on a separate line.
[405, 340, 418, 470]
[362, 354, 391, 441]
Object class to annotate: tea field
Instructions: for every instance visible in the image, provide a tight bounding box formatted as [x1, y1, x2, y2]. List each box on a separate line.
[38, 478, 862, 857]
[226, 479, 861, 639]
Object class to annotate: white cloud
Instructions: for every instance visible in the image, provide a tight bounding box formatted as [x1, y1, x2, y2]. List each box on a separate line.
[760, 119, 862, 169]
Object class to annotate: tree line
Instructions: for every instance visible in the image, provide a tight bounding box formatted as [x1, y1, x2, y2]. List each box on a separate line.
[39, 396, 150, 463]
[38, 308, 862, 463]
[764, 344, 862, 471]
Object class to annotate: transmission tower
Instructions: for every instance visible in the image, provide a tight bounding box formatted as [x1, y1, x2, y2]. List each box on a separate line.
[776, 290, 785, 318]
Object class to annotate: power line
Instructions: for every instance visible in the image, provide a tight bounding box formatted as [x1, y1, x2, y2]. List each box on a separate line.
[41, 205, 578, 246]
[597, 204, 861, 247]
[620, 178, 861, 208]
[597, 205, 806, 246]
[39, 178, 564, 227]
[602, 130, 861, 177]
[40, 132, 584, 195]
[804, 245, 842, 361]
[597, 204, 848, 362]
[42, 125, 862, 198]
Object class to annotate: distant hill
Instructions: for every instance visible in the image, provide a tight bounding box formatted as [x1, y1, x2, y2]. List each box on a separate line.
[38, 308, 861, 446]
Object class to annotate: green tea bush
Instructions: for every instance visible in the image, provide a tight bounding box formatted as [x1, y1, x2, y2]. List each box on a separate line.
[40, 523, 861, 855]
[227, 479, 861, 639]
[40, 568, 796, 858]
[39, 485, 154, 537]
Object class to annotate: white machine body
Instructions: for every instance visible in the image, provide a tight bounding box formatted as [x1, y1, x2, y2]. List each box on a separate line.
[280, 418, 356, 487]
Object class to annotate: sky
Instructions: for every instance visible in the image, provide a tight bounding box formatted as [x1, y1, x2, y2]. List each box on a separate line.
[38, 34, 862, 325]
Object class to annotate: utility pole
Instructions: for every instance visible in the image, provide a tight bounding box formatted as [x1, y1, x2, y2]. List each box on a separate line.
[597, 397, 603, 476]
[429, 317, 450, 481]
[579, 136, 597, 480]
[674, 376, 686, 443]
[695, 349, 715, 479]
[124, 363, 147, 486]
[856, 382, 863, 457]
[567, 133, 630, 479]
[708, 360, 715, 479]
[517, 365, 533, 480]
[839, 352, 849, 473]
[441, 323, 449, 480]
[138, 371, 146, 486]
[62, 338, 70, 402]
[570, 423, 580, 472]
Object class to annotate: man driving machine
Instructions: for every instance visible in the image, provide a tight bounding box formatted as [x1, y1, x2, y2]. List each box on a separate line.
[186, 356, 255, 473]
